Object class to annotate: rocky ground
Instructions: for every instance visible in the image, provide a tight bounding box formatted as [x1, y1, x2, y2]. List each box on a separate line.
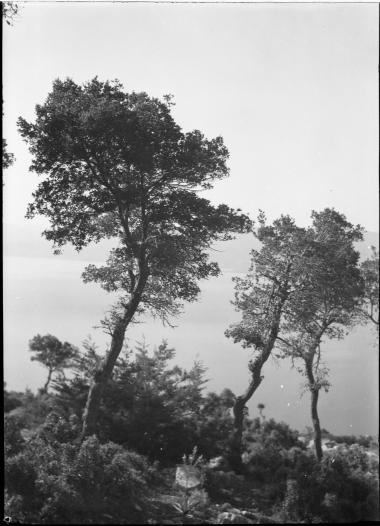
[145, 465, 281, 525]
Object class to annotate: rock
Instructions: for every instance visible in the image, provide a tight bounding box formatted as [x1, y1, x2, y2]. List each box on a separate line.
[217, 512, 253, 524]
[227, 507, 244, 515]
[241, 510, 260, 519]
[241, 451, 250, 464]
[208, 456, 225, 469]
[175, 465, 202, 489]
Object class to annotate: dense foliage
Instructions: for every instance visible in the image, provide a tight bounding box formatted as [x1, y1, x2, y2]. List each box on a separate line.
[28, 334, 79, 393]
[51, 340, 235, 463]
[5, 431, 158, 524]
[2, 2, 19, 25]
[4, 340, 379, 524]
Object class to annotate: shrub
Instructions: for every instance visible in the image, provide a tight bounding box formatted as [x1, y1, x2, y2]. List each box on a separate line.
[4, 414, 25, 456]
[317, 446, 379, 522]
[4, 386, 23, 413]
[6, 388, 55, 430]
[52, 342, 236, 464]
[5, 430, 158, 524]
[281, 445, 379, 523]
[245, 418, 304, 450]
[243, 419, 306, 485]
[204, 469, 247, 504]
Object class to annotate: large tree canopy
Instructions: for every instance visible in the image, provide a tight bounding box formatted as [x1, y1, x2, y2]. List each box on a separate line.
[18, 78, 251, 437]
[18, 78, 250, 321]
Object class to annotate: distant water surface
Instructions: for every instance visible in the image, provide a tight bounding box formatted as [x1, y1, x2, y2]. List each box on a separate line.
[4, 248, 378, 436]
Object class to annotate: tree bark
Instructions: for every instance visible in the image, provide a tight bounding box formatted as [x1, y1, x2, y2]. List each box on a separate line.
[81, 274, 147, 440]
[228, 283, 290, 472]
[229, 341, 274, 472]
[229, 363, 263, 472]
[42, 367, 53, 394]
[305, 359, 323, 461]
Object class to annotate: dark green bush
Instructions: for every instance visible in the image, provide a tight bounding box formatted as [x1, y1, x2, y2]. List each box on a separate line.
[245, 418, 304, 450]
[5, 427, 158, 524]
[278, 445, 379, 523]
[4, 414, 26, 456]
[5, 388, 55, 430]
[52, 341, 235, 463]
[205, 470, 247, 503]
[243, 419, 306, 485]
[4, 385, 23, 413]
[241, 423, 379, 524]
[6, 338, 378, 524]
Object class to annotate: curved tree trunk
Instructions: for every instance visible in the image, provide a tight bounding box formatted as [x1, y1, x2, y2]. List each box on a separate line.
[229, 361, 264, 472]
[229, 335, 277, 472]
[305, 358, 323, 461]
[81, 275, 147, 439]
[42, 367, 53, 394]
[228, 282, 291, 472]
[81, 319, 128, 438]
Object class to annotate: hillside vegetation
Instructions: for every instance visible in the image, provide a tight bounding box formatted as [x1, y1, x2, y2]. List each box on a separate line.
[4, 342, 379, 524]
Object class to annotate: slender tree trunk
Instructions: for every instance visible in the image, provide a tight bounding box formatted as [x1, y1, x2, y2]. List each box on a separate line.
[42, 367, 53, 394]
[81, 320, 127, 439]
[229, 366, 263, 472]
[228, 288, 290, 472]
[310, 387, 323, 461]
[229, 343, 273, 472]
[305, 359, 323, 461]
[81, 276, 147, 439]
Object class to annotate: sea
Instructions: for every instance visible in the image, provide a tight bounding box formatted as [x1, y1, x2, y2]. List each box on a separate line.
[4, 226, 379, 436]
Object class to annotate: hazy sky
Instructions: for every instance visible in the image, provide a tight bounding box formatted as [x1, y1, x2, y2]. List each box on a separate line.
[3, 2, 379, 231]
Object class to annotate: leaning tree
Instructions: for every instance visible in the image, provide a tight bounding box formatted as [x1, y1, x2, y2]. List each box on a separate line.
[225, 208, 364, 468]
[18, 78, 251, 438]
[277, 209, 364, 461]
[28, 334, 79, 393]
[225, 212, 312, 470]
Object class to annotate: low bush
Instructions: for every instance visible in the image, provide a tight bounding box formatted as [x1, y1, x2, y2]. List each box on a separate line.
[4, 414, 25, 456]
[277, 445, 379, 523]
[5, 419, 159, 524]
[204, 469, 248, 505]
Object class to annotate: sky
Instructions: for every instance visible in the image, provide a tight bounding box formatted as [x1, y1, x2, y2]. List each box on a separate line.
[3, 2, 379, 230]
[3, 2, 379, 435]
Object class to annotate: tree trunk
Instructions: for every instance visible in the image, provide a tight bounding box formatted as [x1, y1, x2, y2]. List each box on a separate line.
[305, 359, 323, 461]
[229, 372, 262, 472]
[42, 367, 53, 394]
[229, 344, 272, 472]
[228, 292, 289, 472]
[81, 277, 147, 439]
[310, 387, 323, 461]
